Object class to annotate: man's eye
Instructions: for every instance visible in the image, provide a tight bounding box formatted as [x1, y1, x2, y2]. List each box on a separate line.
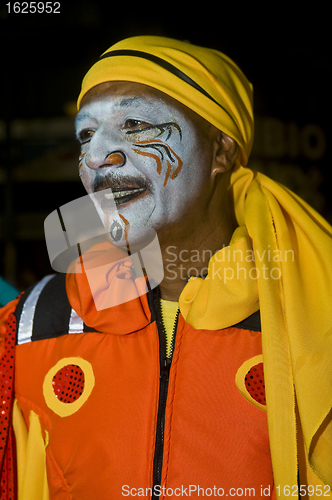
[78, 129, 95, 144]
[124, 119, 150, 130]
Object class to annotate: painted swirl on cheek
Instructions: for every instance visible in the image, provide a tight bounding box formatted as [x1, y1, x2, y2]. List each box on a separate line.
[132, 139, 183, 187]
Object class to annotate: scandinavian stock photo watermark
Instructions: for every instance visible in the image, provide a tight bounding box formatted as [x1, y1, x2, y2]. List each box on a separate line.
[164, 245, 295, 282]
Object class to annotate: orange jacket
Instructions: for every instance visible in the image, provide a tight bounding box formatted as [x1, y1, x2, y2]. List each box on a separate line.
[1, 274, 274, 499]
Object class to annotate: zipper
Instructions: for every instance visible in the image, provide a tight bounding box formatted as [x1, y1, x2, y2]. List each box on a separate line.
[152, 287, 180, 499]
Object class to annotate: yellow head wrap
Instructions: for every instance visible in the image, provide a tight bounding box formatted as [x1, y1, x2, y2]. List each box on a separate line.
[77, 35, 253, 167]
[78, 36, 332, 493]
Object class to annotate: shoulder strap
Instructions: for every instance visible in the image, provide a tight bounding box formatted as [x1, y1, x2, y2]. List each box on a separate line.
[15, 274, 97, 345]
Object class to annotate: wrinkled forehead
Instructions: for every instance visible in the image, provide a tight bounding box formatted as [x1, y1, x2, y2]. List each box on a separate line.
[80, 81, 184, 110]
[77, 81, 213, 130]
[80, 81, 156, 105]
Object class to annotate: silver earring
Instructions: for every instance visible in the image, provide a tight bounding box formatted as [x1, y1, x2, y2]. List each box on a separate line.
[110, 220, 123, 242]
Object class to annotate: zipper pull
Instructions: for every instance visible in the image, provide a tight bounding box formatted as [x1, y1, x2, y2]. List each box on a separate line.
[160, 358, 171, 381]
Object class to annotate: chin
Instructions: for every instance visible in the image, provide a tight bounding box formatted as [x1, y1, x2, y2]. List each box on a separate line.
[107, 220, 157, 252]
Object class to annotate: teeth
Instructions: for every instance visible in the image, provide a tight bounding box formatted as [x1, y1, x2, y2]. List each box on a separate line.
[105, 188, 145, 199]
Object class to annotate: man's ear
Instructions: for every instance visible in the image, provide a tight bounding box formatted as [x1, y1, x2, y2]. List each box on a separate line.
[211, 132, 239, 178]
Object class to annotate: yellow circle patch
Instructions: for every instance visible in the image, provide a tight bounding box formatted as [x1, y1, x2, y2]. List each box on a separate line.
[43, 357, 95, 417]
[235, 354, 266, 411]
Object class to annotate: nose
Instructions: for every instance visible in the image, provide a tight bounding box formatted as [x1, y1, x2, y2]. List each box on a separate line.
[85, 149, 126, 171]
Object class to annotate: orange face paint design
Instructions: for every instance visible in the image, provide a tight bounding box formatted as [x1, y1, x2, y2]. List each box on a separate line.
[119, 213, 130, 241]
[78, 152, 86, 171]
[132, 139, 183, 187]
[132, 149, 163, 175]
[105, 152, 126, 167]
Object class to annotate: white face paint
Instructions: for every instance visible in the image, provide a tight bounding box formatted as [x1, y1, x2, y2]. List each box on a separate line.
[75, 82, 214, 248]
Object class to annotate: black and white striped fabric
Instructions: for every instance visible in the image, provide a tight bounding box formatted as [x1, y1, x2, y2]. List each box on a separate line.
[14, 274, 97, 345]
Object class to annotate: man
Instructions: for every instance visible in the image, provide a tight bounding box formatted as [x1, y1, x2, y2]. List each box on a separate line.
[0, 36, 331, 499]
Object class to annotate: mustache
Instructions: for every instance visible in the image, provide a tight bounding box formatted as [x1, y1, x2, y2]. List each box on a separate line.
[93, 173, 150, 193]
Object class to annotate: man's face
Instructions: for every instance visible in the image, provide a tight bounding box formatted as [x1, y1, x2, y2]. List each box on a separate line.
[75, 82, 216, 247]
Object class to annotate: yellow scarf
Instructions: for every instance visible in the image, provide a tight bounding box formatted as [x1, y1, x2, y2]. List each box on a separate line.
[180, 163, 332, 489]
[77, 36, 332, 490]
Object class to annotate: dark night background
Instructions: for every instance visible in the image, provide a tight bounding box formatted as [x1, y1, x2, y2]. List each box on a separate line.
[0, 3, 330, 290]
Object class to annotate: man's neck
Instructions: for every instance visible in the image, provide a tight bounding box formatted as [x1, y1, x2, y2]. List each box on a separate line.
[158, 218, 236, 302]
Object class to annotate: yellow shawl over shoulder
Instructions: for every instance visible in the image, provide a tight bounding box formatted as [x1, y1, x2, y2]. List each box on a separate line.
[180, 163, 332, 491]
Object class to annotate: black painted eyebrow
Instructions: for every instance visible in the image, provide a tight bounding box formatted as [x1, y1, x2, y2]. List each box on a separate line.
[119, 96, 146, 108]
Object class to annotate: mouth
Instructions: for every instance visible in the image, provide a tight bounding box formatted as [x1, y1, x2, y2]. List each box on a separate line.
[100, 187, 148, 211]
